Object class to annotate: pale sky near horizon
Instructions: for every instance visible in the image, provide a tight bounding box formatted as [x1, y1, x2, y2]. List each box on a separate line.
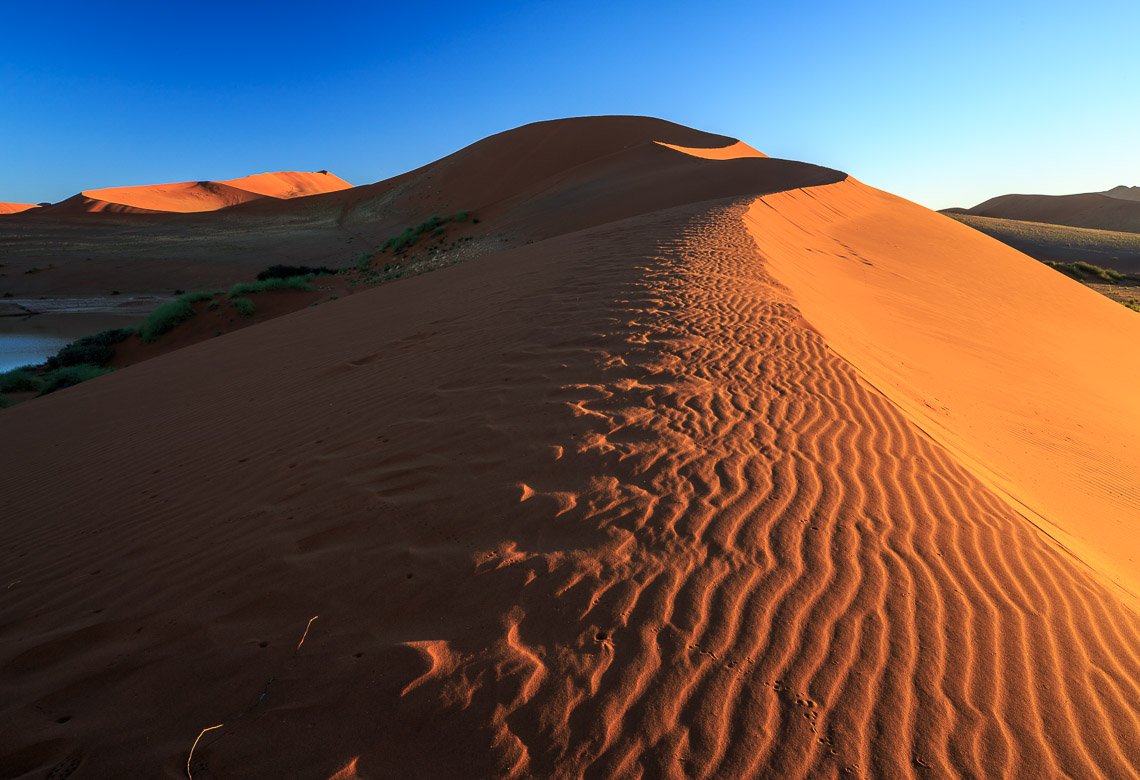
[1, 0, 1136, 210]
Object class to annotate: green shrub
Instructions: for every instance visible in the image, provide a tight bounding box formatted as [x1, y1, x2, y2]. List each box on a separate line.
[231, 297, 255, 316]
[454, 210, 469, 222]
[0, 393, 11, 408]
[180, 290, 217, 303]
[47, 327, 134, 369]
[228, 276, 313, 297]
[140, 298, 195, 343]
[1073, 261, 1122, 282]
[0, 367, 44, 394]
[256, 264, 336, 281]
[39, 364, 112, 395]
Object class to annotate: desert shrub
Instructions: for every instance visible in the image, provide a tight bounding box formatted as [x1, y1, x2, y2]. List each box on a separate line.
[0, 393, 11, 408]
[228, 276, 313, 297]
[39, 364, 112, 395]
[0, 367, 44, 394]
[1073, 261, 1122, 282]
[256, 264, 336, 281]
[140, 298, 195, 343]
[378, 212, 471, 255]
[180, 290, 217, 303]
[47, 328, 134, 369]
[231, 297, 255, 316]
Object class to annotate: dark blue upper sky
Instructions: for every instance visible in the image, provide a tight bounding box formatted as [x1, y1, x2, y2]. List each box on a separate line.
[2, 0, 1136, 208]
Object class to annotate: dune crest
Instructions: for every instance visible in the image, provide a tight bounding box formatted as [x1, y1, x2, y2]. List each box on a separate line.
[745, 179, 1140, 605]
[0, 202, 40, 214]
[655, 139, 768, 159]
[39, 170, 352, 215]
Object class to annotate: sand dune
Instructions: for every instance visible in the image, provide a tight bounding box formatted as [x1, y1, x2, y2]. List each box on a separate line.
[0, 202, 40, 214]
[1104, 185, 1140, 203]
[1, 117, 1139, 778]
[36, 170, 352, 215]
[962, 190, 1140, 233]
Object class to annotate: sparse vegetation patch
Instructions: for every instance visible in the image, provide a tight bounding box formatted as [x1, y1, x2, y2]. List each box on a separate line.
[140, 298, 196, 343]
[46, 327, 134, 369]
[256, 264, 337, 281]
[229, 276, 313, 297]
[38, 364, 113, 395]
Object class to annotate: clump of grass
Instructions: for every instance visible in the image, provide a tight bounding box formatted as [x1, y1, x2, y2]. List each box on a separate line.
[378, 211, 474, 256]
[1047, 261, 1125, 283]
[46, 328, 134, 369]
[180, 290, 218, 303]
[228, 276, 313, 298]
[1123, 299, 1140, 313]
[1073, 261, 1123, 282]
[256, 264, 336, 281]
[0, 366, 43, 394]
[38, 364, 112, 395]
[140, 298, 195, 343]
[231, 297, 255, 316]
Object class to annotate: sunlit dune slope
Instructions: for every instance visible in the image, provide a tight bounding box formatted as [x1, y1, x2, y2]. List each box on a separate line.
[2, 117, 1139, 779]
[746, 179, 1140, 605]
[37, 170, 351, 214]
[655, 139, 768, 159]
[0, 202, 40, 214]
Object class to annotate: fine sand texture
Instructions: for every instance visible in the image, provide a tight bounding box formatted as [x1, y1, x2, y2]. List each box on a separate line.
[2, 117, 1139, 778]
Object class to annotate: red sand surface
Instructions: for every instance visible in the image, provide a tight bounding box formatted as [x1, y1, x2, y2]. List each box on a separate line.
[1, 117, 1138, 778]
[0, 203, 40, 214]
[37, 171, 351, 215]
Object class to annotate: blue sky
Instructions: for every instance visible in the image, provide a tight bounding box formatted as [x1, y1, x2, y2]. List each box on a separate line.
[1, 0, 1136, 209]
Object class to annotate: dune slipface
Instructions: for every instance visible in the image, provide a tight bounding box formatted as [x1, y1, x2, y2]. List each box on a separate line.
[1, 118, 1138, 779]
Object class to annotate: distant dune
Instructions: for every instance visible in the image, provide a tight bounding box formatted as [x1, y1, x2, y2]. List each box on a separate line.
[1104, 185, 1140, 202]
[0, 202, 40, 214]
[32, 170, 352, 215]
[2, 117, 1139, 778]
[956, 188, 1140, 233]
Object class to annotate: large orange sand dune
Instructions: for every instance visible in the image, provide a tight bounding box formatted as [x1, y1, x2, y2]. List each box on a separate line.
[37, 170, 352, 215]
[1, 117, 1138, 778]
[0, 202, 40, 214]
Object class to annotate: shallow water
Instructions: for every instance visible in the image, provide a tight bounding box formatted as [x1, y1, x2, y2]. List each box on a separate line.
[0, 311, 148, 373]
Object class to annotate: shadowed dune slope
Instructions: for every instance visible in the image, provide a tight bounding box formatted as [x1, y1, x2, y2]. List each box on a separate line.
[2, 119, 1140, 778]
[0, 117, 835, 297]
[746, 180, 1140, 605]
[961, 191, 1140, 233]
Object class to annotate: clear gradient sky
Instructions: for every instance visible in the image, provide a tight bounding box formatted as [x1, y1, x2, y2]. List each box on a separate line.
[2, 0, 1136, 210]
